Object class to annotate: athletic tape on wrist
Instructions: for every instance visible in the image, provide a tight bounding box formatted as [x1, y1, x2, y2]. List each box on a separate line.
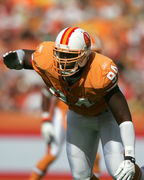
[119, 121, 135, 157]
[125, 156, 135, 164]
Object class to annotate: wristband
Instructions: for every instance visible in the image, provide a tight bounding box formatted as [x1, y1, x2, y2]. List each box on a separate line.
[41, 112, 51, 122]
[119, 121, 135, 157]
[125, 156, 135, 164]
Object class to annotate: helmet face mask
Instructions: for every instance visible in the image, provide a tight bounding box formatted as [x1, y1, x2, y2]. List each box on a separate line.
[53, 47, 86, 76]
[53, 27, 91, 77]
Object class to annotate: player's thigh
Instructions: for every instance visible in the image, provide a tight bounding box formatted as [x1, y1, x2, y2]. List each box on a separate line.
[99, 110, 124, 177]
[66, 110, 99, 179]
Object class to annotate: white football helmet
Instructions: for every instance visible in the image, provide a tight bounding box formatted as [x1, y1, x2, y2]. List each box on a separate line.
[90, 34, 103, 53]
[53, 27, 91, 76]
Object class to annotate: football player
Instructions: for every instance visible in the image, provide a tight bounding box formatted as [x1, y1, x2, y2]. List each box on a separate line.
[29, 34, 102, 180]
[3, 27, 144, 180]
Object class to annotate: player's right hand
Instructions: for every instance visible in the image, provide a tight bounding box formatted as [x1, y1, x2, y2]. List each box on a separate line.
[114, 159, 135, 180]
[41, 122, 54, 144]
[3, 50, 24, 69]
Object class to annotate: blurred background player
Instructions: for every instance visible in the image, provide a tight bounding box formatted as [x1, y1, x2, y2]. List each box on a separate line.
[29, 34, 103, 180]
[90, 34, 103, 54]
[29, 87, 68, 180]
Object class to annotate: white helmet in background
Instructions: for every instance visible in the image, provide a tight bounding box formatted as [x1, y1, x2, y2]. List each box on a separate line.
[90, 34, 103, 54]
[53, 27, 91, 76]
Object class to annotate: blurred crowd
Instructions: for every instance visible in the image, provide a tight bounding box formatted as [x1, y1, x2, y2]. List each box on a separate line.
[0, 0, 144, 112]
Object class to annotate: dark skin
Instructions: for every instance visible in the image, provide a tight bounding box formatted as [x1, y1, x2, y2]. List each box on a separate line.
[104, 85, 132, 125]
[4, 49, 132, 125]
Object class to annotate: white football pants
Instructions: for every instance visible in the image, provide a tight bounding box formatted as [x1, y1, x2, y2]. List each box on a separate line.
[66, 109, 124, 180]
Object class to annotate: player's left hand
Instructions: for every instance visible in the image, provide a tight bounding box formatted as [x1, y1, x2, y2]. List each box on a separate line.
[114, 158, 135, 180]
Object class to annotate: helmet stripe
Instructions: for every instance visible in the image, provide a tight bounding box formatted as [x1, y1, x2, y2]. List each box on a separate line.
[66, 27, 78, 45]
[60, 27, 78, 45]
[60, 27, 70, 44]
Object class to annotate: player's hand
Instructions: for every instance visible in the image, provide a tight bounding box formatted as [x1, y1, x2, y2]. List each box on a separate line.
[114, 158, 135, 180]
[41, 122, 54, 144]
[3, 50, 24, 69]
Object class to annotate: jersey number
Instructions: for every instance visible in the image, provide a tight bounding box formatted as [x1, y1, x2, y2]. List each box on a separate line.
[107, 65, 118, 82]
[48, 86, 94, 107]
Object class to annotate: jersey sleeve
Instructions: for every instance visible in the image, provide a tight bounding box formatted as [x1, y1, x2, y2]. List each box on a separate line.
[102, 60, 118, 93]
[32, 41, 54, 70]
[31, 41, 54, 87]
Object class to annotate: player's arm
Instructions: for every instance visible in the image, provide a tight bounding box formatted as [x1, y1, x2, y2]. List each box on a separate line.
[104, 85, 132, 125]
[104, 85, 136, 179]
[41, 87, 58, 122]
[3, 49, 34, 70]
[41, 87, 58, 144]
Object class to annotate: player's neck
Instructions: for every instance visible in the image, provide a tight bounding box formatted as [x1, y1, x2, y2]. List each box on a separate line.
[63, 67, 83, 86]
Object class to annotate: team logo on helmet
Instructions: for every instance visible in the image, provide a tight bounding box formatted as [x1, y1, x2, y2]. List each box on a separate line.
[83, 32, 91, 48]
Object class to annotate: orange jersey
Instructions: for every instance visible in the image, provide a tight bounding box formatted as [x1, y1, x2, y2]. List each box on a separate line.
[32, 41, 118, 116]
